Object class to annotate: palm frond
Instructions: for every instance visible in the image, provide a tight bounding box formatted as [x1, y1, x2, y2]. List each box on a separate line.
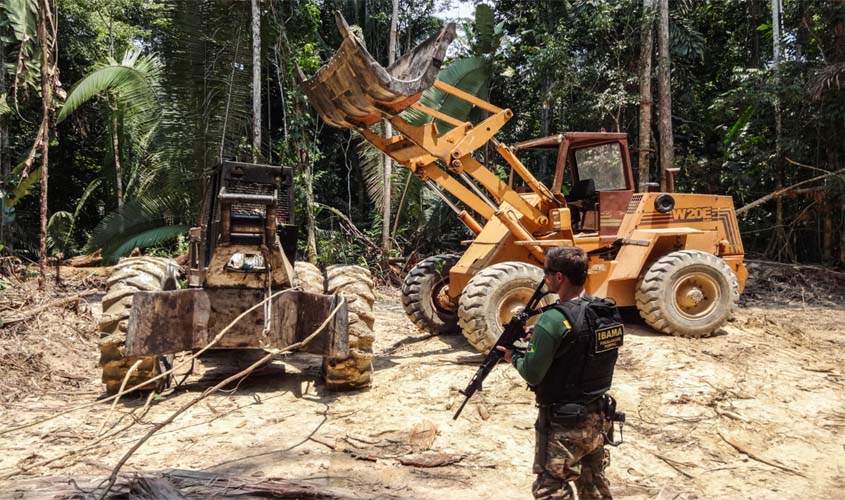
[401, 56, 491, 133]
[473, 4, 496, 55]
[3, 0, 37, 42]
[86, 192, 193, 262]
[356, 123, 387, 209]
[809, 62, 845, 100]
[46, 211, 73, 254]
[0, 94, 11, 116]
[106, 225, 190, 262]
[56, 49, 162, 128]
[7, 167, 40, 208]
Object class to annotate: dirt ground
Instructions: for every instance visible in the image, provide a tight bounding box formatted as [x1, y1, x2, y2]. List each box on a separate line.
[0, 261, 844, 499]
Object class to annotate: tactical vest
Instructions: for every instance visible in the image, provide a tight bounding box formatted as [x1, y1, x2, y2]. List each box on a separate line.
[534, 295, 624, 405]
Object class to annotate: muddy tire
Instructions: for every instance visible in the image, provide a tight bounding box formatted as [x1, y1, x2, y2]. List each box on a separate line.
[294, 261, 325, 294]
[401, 254, 460, 335]
[458, 262, 551, 353]
[323, 265, 375, 390]
[99, 256, 180, 394]
[636, 250, 739, 338]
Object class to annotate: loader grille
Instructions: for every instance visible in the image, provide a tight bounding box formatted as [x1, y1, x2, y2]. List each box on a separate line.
[627, 194, 643, 214]
[227, 179, 292, 225]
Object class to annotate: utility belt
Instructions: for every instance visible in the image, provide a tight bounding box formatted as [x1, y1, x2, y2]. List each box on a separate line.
[541, 398, 604, 420]
[539, 394, 626, 446]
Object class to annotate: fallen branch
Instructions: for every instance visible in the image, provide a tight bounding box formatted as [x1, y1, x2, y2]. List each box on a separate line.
[398, 452, 464, 468]
[716, 430, 805, 477]
[308, 435, 338, 450]
[315, 202, 380, 253]
[652, 453, 695, 479]
[736, 168, 845, 216]
[95, 298, 345, 499]
[1, 289, 98, 326]
[0, 392, 155, 480]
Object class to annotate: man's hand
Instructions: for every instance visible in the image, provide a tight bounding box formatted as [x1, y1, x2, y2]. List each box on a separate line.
[496, 345, 513, 363]
[524, 324, 534, 342]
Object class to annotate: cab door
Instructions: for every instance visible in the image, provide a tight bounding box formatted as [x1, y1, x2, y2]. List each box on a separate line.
[570, 141, 634, 241]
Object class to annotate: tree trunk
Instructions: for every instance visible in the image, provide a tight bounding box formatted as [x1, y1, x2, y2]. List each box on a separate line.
[0, 34, 7, 246]
[382, 0, 398, 256]
[656, 0, 674, 191]
[301, 147, 318, 264]
[840, 199, 845, 267]
[770, 0, 790, 261]
[252, 0, 261, 162]
[823, 201, 833, 264]
[112, 109, 124, 208]
[638, 0, 656, 192]
[749, 0, 761, 67]
[37, 0, 53, 288]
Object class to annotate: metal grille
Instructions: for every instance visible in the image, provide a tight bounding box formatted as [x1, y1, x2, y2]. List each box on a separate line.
[277, 182, 292, 225]
[228, 180, 275, 218]
[626, 194, 643, 214]
[224, 178, 292, 225]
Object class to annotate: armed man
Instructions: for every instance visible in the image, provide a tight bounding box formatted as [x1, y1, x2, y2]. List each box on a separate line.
[498, 246, 624, 500]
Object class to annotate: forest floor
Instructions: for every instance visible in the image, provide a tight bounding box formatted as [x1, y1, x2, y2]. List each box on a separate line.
[0, 260, 844, 499]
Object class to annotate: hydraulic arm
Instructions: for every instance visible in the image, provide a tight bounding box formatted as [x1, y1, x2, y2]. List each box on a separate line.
[299, 13, 566, 243]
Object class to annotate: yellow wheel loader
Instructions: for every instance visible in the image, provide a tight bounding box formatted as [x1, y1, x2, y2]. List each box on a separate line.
[97, 161, 375, 393]
[299, 14, 747, 351]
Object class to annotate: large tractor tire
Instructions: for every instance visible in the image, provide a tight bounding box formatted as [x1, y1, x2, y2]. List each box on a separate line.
[401, 254, 460, 335]
[636, 250, 739, 338]
[323, 265, 375, 390]
[294, 261, 324, 294]
[458, 262, 552, 353]
[98, 256, 180, 394]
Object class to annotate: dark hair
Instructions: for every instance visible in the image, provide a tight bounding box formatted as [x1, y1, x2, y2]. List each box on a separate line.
[544, 246, 588, 286]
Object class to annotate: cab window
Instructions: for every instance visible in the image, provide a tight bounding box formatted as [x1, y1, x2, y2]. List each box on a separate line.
[508, 148, 559, 192]
[574, 143, 627, 191]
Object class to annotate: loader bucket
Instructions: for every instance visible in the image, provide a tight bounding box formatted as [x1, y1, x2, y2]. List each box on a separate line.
[299, 12, 456, 129]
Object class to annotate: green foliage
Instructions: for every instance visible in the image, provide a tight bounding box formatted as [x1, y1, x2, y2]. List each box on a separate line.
[86, 193, 191, 262]
[46, 179, 100, 256]
[57, 48, 162, 128]
[7, 167, 40, 208]
[1, 0, 39, 94]
[405, 56, 491, 133]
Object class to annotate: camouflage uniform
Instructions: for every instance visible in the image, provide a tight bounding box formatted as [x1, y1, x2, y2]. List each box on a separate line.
[511, 302, 617, 500]
[532, 409, 612, 499]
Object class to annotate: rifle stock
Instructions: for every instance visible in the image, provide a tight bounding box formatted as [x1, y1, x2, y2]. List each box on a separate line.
[453, 281, 548, 420]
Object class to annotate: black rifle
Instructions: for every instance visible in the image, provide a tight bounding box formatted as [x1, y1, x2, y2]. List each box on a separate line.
[453, 280, 548, 420]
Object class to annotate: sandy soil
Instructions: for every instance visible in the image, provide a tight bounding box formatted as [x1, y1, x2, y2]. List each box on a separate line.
[0, 266, 844, 499]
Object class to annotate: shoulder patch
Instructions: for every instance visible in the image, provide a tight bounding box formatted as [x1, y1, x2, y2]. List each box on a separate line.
[562, 318, 571, 330]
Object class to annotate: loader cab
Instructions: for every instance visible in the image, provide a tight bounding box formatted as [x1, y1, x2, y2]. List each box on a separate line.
[515, 132, 635, 242]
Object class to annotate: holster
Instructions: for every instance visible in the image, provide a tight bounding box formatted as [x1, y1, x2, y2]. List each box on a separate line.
[535, 407, 551, 470]
[547, 396, 604, 422]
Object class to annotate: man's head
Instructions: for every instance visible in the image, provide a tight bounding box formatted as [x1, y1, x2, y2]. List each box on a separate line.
[543, 246, 588, 295]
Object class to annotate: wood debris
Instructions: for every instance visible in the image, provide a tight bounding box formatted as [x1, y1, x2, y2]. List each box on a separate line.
[9, 469, 403, 499]
[397, 452, 464, 468]
[407, 420, 437, 451]
[717, 430, 806, 477]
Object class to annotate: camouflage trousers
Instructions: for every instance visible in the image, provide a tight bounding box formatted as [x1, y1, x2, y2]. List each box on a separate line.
[532, 408, 612, 500]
